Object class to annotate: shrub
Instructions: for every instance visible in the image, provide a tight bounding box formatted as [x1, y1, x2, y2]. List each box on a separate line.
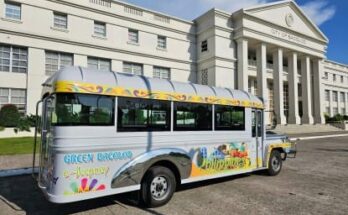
[0, 126, 4, 132]
[14, 114, 42, 134]
[0, 104, 20, 127]
[326, 114, 347, 123]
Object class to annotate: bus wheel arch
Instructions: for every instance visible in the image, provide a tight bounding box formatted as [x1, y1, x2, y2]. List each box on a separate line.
[146, 160, 181, 187]
[266, 149, 283, 176]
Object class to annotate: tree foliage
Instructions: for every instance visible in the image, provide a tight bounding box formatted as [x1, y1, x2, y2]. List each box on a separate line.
[0, 104, 20, 127]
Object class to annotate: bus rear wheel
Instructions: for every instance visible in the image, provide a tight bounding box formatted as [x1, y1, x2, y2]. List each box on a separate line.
[267, 150, 282, 176]
[141, 166, 176, 208]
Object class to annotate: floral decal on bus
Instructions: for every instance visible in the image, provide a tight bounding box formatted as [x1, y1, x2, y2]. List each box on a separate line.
[190, 142, 251, 177]
[64, 178, 106, 196]
[55, 81, 264, 109]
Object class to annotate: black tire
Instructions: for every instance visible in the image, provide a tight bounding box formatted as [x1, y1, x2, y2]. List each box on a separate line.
[141, 166, 176, 208]
[267, 150, 282, 176]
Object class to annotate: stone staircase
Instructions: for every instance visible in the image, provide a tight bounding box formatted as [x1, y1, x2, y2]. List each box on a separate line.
[269, 124, 343, 135]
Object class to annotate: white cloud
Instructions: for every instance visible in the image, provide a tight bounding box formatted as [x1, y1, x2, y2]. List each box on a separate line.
[300, 0, 336, 26]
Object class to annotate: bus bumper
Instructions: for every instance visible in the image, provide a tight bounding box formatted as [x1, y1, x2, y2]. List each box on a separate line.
[285, 141, 297, 158]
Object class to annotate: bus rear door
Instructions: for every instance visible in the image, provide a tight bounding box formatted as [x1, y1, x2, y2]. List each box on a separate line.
[38, 96, 54, 189]
[252, 109, 263, 168]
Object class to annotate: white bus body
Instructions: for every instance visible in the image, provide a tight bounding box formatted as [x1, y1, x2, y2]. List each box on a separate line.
[37, 66, 296, 207]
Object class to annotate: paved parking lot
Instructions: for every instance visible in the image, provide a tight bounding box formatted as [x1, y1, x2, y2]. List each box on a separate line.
[0, 136, 347, 215]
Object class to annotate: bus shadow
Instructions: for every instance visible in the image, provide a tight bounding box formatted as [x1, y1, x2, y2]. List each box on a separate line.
[0, 175, 129, 215]
[0, 172, 261, 214]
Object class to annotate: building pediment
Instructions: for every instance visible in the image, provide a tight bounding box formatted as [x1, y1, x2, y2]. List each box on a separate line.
[243, 0, 328, 43]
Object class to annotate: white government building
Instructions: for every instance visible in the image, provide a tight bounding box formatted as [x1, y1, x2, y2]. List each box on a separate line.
[0, 0, 347, 125]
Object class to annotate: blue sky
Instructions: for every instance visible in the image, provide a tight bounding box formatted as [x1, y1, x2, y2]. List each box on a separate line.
[120, 0, 348, 65]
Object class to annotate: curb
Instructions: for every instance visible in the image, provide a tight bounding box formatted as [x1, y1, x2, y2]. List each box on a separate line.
[0, 167, 38, 178]
[290, 133, 348, 141]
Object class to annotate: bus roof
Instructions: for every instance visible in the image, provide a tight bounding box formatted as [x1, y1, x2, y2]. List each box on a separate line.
[44, 66, 264, 109]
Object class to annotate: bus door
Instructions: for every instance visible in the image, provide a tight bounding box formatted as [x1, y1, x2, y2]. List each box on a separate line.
[38, 96, 54, 188]
[252, 109, 263, 168]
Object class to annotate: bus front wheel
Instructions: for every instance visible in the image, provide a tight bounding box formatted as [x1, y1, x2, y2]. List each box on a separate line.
[267, 150, 282, 176]
[141, 166, 176, 208]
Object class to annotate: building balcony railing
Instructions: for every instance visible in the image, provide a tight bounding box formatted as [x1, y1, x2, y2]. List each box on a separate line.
[248, 60, 288, 72]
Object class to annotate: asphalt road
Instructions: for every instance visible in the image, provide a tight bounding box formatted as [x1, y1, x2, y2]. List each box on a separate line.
[0, 136, 347, 215]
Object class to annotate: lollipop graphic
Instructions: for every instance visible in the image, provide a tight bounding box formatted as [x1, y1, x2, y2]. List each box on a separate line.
[69, 178, 106, 194]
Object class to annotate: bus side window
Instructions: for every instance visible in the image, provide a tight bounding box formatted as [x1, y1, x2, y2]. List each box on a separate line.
[174, 102, 212, 131]
[117, 97, 171, 132]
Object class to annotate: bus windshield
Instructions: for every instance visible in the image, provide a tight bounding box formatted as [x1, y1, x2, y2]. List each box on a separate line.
[53, 93, 115, 126]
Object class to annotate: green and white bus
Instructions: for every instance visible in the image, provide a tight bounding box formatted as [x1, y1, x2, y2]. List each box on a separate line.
[35, 66, 296, 207]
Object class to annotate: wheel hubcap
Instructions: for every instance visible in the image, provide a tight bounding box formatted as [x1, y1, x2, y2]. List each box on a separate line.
[150, 176, 169, 201]
[271, 156, 280, 172]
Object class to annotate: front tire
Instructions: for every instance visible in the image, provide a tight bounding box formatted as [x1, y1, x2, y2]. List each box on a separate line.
[141, 166, 176, 208]
[267, 150, 282, 176]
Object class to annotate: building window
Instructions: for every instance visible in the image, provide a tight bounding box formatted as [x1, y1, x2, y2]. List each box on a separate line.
[341, 108, 346, 115]
[94, 21, 106, 37]
[153, 66, 170, 80]
[333, 107, 338, 115]
[332, 91, 338, 102]
[0, 45, 27, 73]
[201, 40, 208, 52]
[325, 90, 330, 101]
[333, 74, 336, 82]
[325, 107, 330, 115]
[0, 88, 26, 113]
[157, 36, 167, 49]
[45, 51, 73, 76]
[5, 2, 21, 20]
[253, 80, 258, 96]
[128, 29, 139, 43]
[87, 57, 111, 71]
[201, 69, 208, 85]
[341, 76, 344, 83]
[340, 92, 345, 102]
[324, 72, 328, 79]
[123, 62, 143, 75]
[53, 12, 68, 29]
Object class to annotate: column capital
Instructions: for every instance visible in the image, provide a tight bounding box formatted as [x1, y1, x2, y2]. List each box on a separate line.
[236, 37, 249, 44]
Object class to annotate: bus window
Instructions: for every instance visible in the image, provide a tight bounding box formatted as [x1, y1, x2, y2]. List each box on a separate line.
[215, 105, 245, 130]
[54, 93, 114, 126]
[117, 97, 170, 132]
[252, 110, 262, 137]
[174, 102, 212, 131]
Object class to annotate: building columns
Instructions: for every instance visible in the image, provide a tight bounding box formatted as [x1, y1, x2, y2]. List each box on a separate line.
[237, 39, 249, 91]
[288, 52, 301, 124]
[273, 48, 286, 125]
[301, 56, 314, 124]
[313, 59, 325, 124]
[256, 43, 269, 123]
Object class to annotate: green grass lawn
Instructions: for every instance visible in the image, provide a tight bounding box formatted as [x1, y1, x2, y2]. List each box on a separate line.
[0, 137, 40, 155]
